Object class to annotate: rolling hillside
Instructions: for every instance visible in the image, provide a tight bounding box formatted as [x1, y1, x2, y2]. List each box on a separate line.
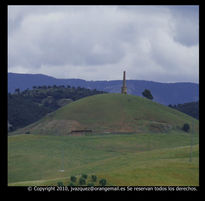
[11, 93, 199, 136]
[8, 85, 105, 131]
[8, 132, 199, 186]
[8, 93, 199, 186]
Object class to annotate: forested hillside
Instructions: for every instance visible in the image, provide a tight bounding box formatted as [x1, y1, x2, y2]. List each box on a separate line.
[8, 85, 106, 131]
[168, 101, 199, 120]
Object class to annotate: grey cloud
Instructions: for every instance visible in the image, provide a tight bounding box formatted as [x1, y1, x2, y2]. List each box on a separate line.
[9, 7, 126, 67]
[8, 6, 199, 83]
[168, 6, 199, 46]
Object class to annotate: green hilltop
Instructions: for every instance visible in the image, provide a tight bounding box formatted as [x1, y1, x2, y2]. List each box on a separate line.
[11, 93, 199, 136]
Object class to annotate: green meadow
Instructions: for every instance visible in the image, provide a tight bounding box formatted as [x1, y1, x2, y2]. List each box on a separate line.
[8, 94, 199, 186]
[8, 131, 199, 186]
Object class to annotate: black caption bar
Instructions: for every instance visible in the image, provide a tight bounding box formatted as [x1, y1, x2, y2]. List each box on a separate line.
[6, 186, 200, 193]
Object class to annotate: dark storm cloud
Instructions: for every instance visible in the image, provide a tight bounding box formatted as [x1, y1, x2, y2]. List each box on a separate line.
[8, 6, 199, 83]
[168, 6, 199, 46]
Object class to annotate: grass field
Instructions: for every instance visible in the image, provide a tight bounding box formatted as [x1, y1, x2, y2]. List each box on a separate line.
[8, 131, 199, 186]
[8, 94, 199, 186]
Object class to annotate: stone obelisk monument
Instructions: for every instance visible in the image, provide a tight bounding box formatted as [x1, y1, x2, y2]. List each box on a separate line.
[121, 71, 127, 94]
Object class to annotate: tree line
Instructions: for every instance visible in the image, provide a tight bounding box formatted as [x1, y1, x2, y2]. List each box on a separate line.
[168, 101, 199, 120]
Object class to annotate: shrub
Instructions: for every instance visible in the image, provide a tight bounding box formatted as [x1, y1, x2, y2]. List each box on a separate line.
[79, 177, 86, 185]
[57, 181, 64, 186]
[182, 123, 190, 132]
[69, 182, 75, 186]
[91, 175, 97, 182]
[81, 174, 88, 179]
[87, 183, 94, 186]
[70, 176, 77, 183]
[99, 179, 107, 186]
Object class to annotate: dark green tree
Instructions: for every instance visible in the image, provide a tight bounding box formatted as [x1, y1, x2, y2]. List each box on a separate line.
[99, 179, 107, 186]
[79, 178, 86, 185]
[142, 89, 153, 100]
[69, 182, 75, 186]
[81, 174, 88, 179]
[87, 183, 94, 186]
[182, 123, 190, 132]
[91, 175, 97, 182]
[70, 176, 77, 183]
[57, 181, 64, 186]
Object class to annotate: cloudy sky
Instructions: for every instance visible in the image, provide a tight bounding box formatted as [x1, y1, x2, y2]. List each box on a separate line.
[8, 6, 199, 83]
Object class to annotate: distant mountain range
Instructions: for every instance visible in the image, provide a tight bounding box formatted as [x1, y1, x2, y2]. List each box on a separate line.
[8, 72, 199, 105]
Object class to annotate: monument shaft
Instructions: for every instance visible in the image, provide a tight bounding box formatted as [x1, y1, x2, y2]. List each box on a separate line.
[121, 71, 127, 94]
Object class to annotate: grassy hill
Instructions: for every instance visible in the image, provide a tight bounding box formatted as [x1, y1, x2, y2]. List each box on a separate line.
[8, 132, 199, 186]
[10, 93, 199, 136]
